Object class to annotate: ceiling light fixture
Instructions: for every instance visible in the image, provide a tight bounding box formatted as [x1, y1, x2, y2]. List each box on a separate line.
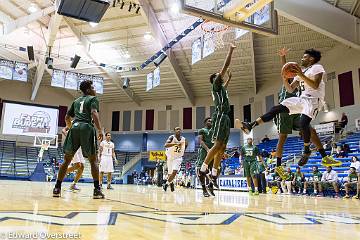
[144, 32, 152, 40]
[123, 52, 131, 59]
[89, 22, 98, 27]
[128, 2, 132, 12]
[28, 3, 38, 13]
[170, 3, 180, 14]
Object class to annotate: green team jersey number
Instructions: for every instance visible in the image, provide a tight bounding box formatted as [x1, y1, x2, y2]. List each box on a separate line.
[241, 145, 259, 162]
[349, 173, 358, 182]
[312, 172, 322, 181]
[68, 95, 99, 124]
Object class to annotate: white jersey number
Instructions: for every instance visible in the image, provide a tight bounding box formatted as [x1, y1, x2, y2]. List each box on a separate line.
[79, 101, 85, 113]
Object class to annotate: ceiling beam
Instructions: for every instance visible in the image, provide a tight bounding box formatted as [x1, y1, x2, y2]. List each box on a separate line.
[31, 13, 63, 101]
[3, 6, 55, 35]
[350, 0, 360, 15]
[275, 0, 360, 49]
[249, 33, 257, 94]
[138, 0, 195, 106]
[64, 18, 141, 106]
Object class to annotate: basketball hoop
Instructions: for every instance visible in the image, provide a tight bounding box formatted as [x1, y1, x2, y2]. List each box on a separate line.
[199, 20, 231, 50]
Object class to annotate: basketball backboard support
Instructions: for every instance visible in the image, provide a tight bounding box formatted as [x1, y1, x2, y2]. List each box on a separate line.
[180, 0, 278, 36]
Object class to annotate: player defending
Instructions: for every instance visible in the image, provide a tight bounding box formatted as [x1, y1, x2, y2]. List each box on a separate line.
[163, 127, 188, 192]
[99, 132, 117, 190]
[199, 44, 236, 188]
[196, 117, 215, 197]
[53, 80, 104, 199]
[238, 49, 341, 167]
[241, 138, 263, 195]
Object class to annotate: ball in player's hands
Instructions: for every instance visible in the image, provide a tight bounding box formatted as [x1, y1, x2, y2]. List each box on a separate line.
[281, 62, 300, 78]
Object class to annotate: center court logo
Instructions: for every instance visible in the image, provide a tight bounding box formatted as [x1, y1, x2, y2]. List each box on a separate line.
[12, 111, 51, 134]
[0, 211, 359, 226]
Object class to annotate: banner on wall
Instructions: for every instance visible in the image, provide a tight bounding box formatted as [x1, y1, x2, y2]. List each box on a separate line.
[1, 102, 59, 136]
[13, 62, 28, 82]
[196, 175, 248, 191]
[0, 59, 14, 80]
[314, 122, 335, 136]
[149, 151, 166, 161]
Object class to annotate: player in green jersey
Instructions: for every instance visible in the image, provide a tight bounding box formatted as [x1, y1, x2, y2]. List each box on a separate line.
[199, 44, 236, 189]
[344, 167, 359, 199]
[196, 117, 215, 197]
[303, 166, 322, 195]
[292, 166, 305, 194]
[53, 80, 104, 199]
[241, 138, 263, 195]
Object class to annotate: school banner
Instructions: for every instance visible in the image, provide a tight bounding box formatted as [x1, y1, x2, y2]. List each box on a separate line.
[149, 151, 166, 161]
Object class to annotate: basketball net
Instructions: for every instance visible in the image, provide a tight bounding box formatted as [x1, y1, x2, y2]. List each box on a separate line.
[199, 20, 231, 50]
[38, 142, 49, 160]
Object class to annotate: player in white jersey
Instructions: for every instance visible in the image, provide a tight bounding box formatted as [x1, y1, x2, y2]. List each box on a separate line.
[99, 132, 117, 189]
[62, 128, 85, 191]
[238, 49, 341, 167]
[163, 127, 188, 192]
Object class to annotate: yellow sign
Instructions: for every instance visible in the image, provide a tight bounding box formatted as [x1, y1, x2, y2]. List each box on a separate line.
[149, 151, 166, 161]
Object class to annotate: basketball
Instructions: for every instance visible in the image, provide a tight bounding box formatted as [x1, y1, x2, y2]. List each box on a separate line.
[281, 62, 300, 78]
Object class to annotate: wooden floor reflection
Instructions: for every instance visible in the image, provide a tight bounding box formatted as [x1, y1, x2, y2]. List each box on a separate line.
[0, 180, 359, 240]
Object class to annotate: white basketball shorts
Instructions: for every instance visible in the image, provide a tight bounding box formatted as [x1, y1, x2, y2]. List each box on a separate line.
[99, 155, 114, 173]
[71, 148, 86, 164]
[281, 97, 322, 119]
[167, 157, 183, 173]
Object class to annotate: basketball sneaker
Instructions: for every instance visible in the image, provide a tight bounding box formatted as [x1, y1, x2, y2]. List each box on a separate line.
[208, 175, 219, 189]
[352, 195, 359, 199]
[70, 184, 80, 191]
[53, 187, 61, 197]
[207, 183, 215, 196]
[343, 194, 350, 199]
[107, 184, 114, 190]
[202, 188, 210, 197]
[170, 182, 175, 192]
[248, 190, 254, 196]
[162, 183, 168, 192]
[321, 156, 342, 167]
[298, 153, 311, 166]
[238, 121, 252, 134]
[93, 188, 105, 199]
[275, 166, 289, 180]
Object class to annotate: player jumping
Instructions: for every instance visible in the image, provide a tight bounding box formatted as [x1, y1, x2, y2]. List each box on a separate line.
[198, 44, 236, 188]
[238, 49, 341, 167]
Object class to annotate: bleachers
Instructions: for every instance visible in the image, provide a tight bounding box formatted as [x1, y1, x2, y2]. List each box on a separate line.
[0, 140, 63, 179]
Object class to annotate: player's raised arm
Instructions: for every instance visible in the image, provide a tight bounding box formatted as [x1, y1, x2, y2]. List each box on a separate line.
[218, 44, 236, 80]
[223, 69, 232, 89]
[278, 47, 290, 65]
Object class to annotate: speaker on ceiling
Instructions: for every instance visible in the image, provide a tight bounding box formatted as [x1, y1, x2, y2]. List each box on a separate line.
[27, 46, 35, 61]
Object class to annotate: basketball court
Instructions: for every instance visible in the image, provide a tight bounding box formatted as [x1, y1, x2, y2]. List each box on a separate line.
[1, 0, 360, 239]
[1, 180, 360, 240]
